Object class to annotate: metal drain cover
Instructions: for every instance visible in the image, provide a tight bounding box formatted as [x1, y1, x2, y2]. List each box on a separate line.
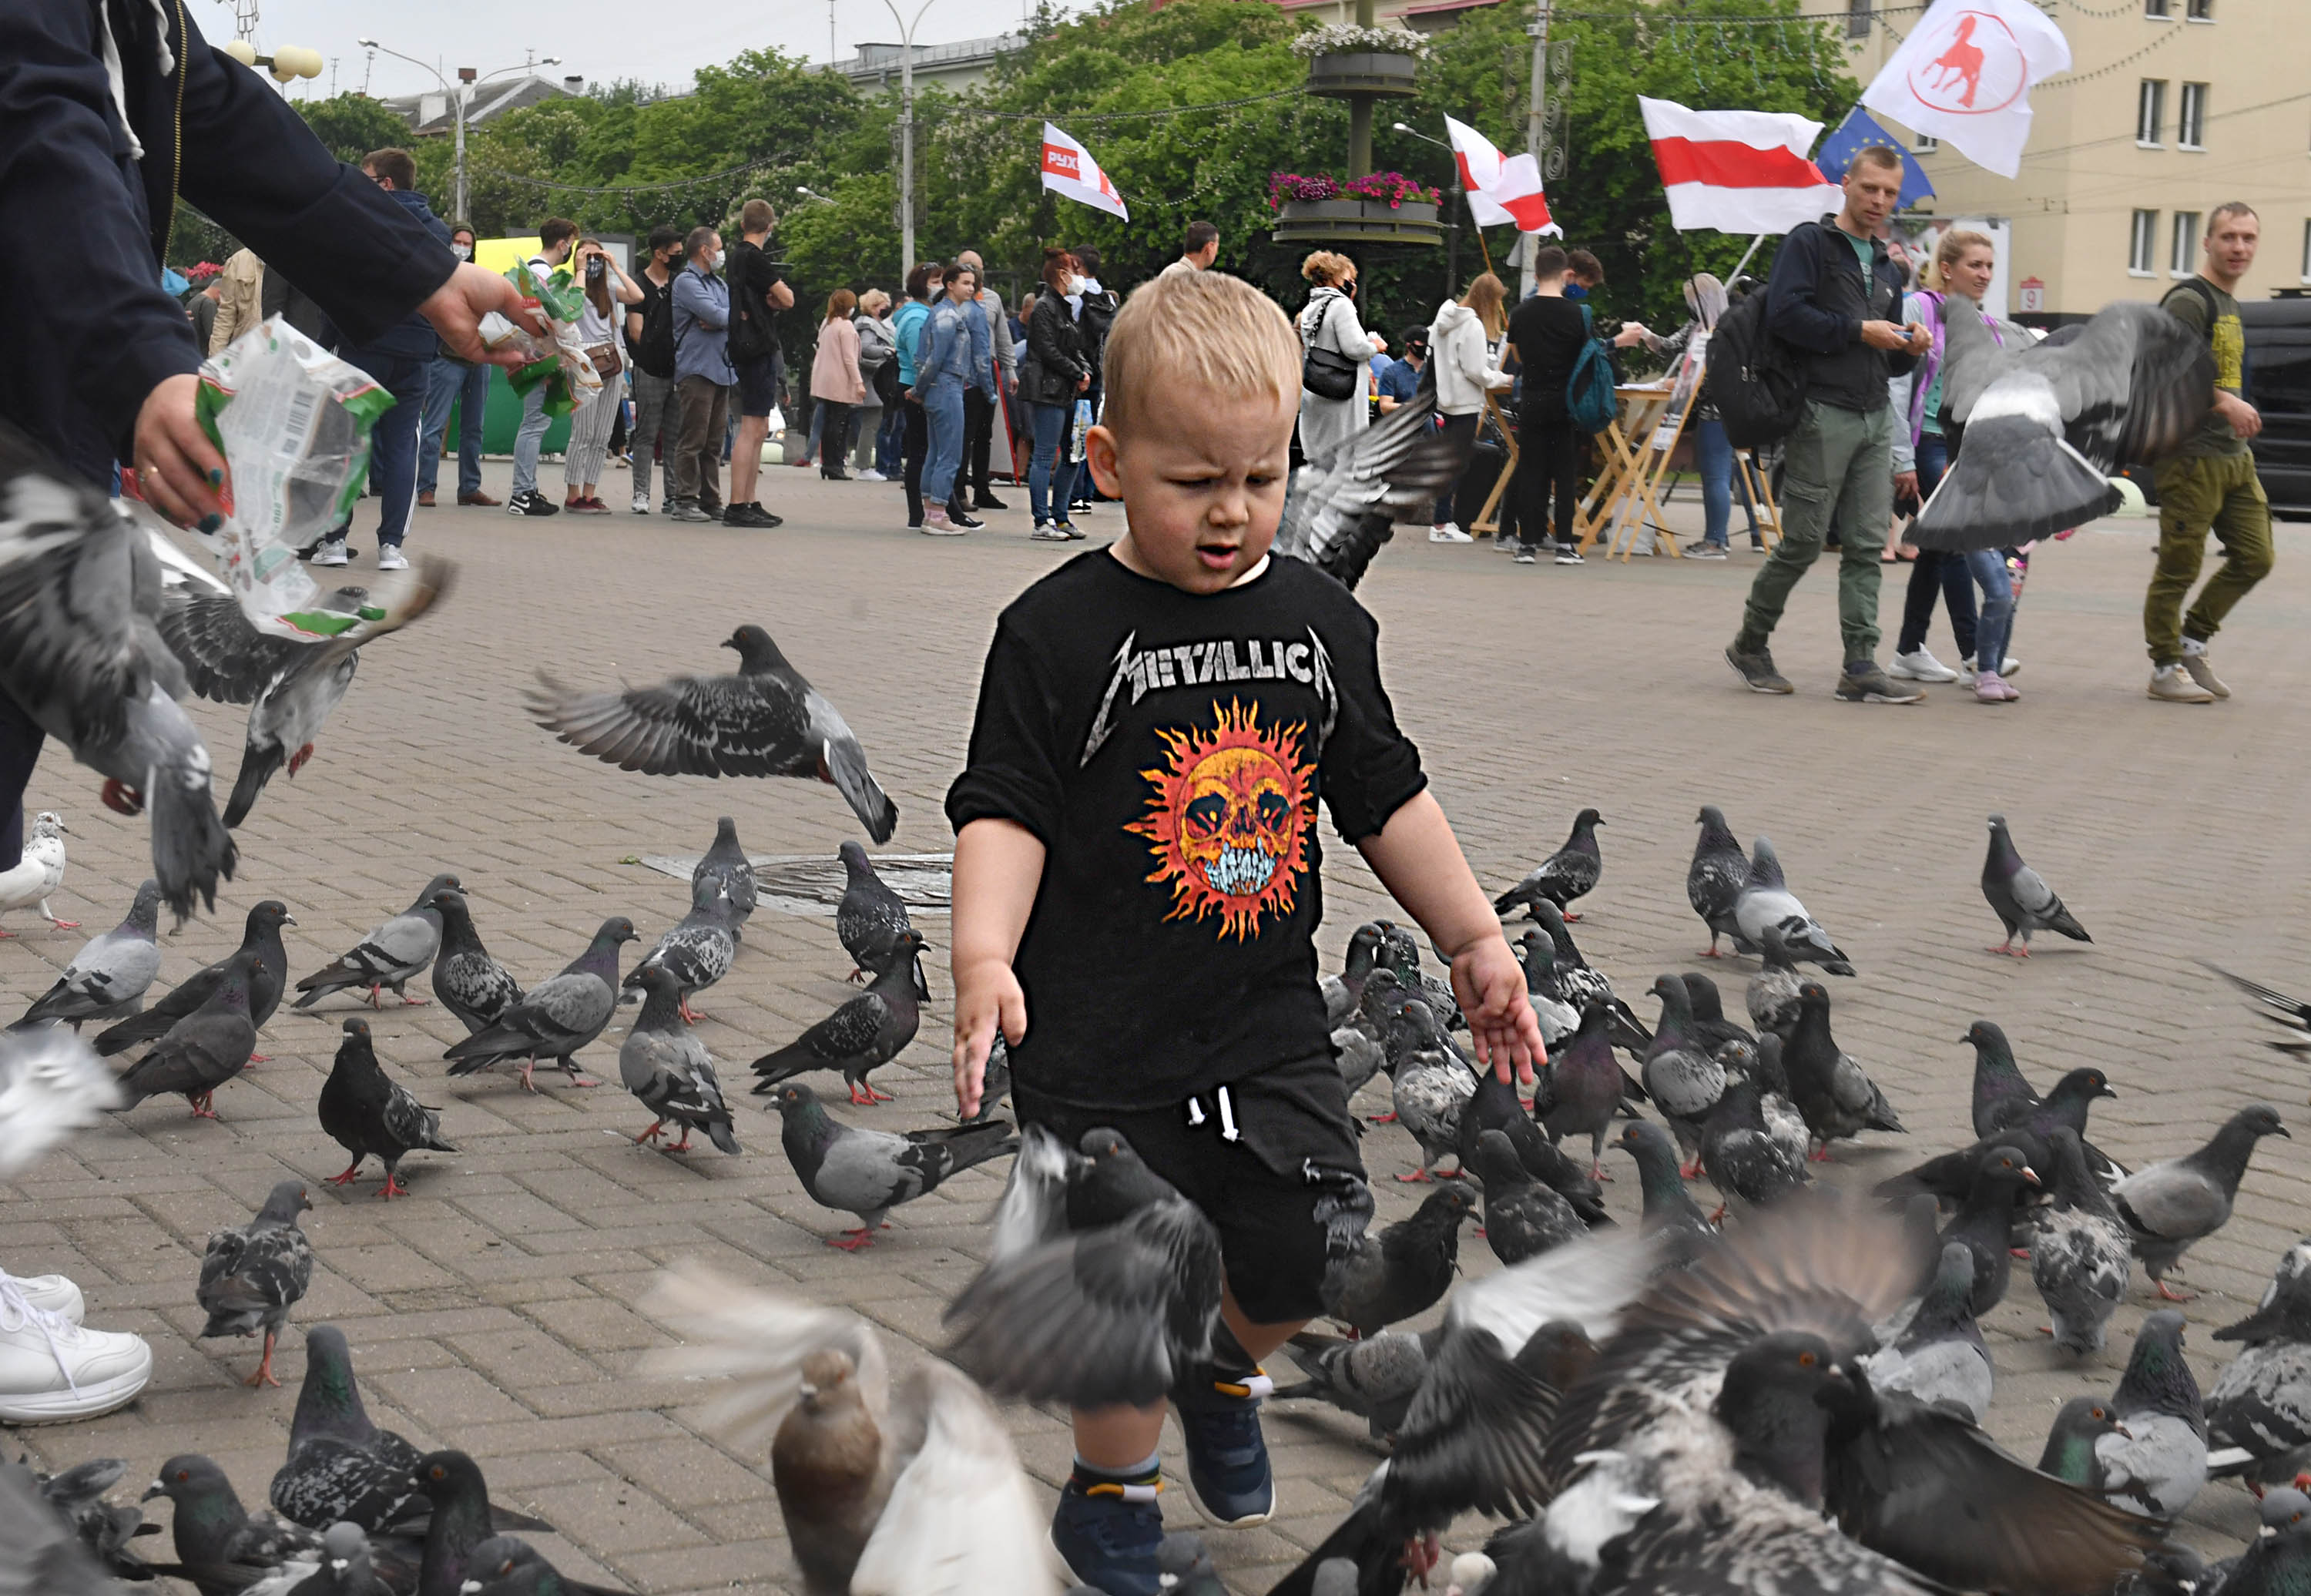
[638, 852, 953, 918]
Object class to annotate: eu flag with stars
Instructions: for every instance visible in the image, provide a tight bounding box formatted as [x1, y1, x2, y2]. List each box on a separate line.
[1815, 106, 1936, 209]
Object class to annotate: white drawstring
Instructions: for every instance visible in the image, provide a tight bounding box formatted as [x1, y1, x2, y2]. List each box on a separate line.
[0, 1272, 83, 1394]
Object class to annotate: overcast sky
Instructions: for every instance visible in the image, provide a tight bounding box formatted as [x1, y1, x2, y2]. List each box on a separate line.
[204, 0, 1041, 100]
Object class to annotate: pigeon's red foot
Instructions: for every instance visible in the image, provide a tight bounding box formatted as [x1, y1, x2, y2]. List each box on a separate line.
[1592, 1164, 1613, 1182]
[247, 1053, 269, 1065]
[366, 985, 384, 1010]
[246, 1333, 281, 1387]
[100, 780, 143, 816]
[1709, 1204, 1727, 1224]
[327, 1162, 364, 1186]
[847, 1082, 895, 1105]
[679, 1000, 706, 1024]
[1399, 1534, 1441, 1584]
[286, 743, 315, 777]
[378, 1173, 410, 1199]
[399, 993, 427, 1006]
[1367, 1112, 1399, 1125]
[669, 1128, 695, 1153]
[634, 1121, 666, 1145]
[2011, 1246, 2032, 1259]
[1395, 1170, 1434, 1183]
[1561, 912, 1582, 923]
[1680, 1161, 1702, 1179]
[826, 1228, 884, 1252]
[2156, 1279, 2197, 1303]
[846, 968, 865, 984]
[189, 1095, 219, 1120]
[564, 1072, 601, 1088]
[1808, 1145, 1833, 1163]
[1699, 947, 1724, 958]
[45, 917, 79, 930]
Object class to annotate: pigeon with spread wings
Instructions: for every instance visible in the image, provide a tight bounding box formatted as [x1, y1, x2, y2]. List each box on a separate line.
[1913, 300, 2214, 550]
[1270, 386, 1472, 591]
[527, 624, 898, 843]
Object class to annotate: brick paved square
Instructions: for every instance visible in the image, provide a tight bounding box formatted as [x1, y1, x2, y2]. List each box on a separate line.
[6, 457, 2309, 1592]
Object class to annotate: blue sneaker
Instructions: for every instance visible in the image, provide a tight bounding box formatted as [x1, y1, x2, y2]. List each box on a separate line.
[1175, 1369, 1276, 1527]
[1050, 1467, 1164, 1596]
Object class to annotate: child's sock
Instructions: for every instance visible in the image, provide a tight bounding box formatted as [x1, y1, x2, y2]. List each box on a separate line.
[1070, 1450, 1162, 1499]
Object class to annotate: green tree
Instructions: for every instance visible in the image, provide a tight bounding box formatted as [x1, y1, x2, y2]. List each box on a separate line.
[295, 93, 418, 166]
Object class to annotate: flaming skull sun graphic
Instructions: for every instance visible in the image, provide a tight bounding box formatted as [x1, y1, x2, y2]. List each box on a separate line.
[1128, 700, 1313, 940]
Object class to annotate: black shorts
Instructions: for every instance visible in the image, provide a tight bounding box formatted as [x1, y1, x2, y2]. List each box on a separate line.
[734, 353, 778, 417]
[1012, 1054, 1370, 1325]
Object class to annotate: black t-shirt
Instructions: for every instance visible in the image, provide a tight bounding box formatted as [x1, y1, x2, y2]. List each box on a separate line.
[946, 550, 1427, 1111]
[726, 239, 784, 364]
[1508, 295, 1589, 414]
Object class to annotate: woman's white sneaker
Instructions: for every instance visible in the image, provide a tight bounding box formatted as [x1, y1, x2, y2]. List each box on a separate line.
[0, 1276, 150, 1423]
[0, 1272, 83, 1324]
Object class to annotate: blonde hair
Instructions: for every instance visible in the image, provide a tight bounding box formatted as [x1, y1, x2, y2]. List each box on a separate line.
[1300, 250, 1353, 287]
[1103, 271, 1300, 441]
[1930, 228, 1994, 289]
[1461, 272, 1507, 337]
[857, 288, 891, 316]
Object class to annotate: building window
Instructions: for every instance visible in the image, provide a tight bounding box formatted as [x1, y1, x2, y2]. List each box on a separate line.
[2179, 82, 2208, 147]
[2144, 0, 2169, 14]
[2172, 212, 2201, 275]
[2137, 79, 2167, 145]
[2188, 0, 2213, 17]
[2130, 210, 2158, 274]
[1913, 132, 1939, 153]
[1846, 0, 1870, 38]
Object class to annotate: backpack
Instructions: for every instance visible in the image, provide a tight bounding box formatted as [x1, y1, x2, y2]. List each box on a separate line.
[1565, 303, 1618, 434]
[636, 275, 678, 380]
[1702, 289, 1806, 449]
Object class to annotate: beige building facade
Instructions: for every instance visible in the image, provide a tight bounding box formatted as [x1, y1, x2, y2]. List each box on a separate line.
[1812, 0, 2309, 317]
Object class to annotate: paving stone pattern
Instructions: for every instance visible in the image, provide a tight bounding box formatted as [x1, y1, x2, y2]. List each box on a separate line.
[8, 460, 2311, 1593]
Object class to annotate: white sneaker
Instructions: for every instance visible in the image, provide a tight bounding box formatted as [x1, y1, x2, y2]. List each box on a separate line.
[921, 509, 965, 537]
[631, 492, 651, 515]
[310, 538, 348, 568]
[1889, 648, 1959, 683]
[1031, 521, 1072, 542]
[0, 1273, 82, 1325]
[855, 469, 887, 483]
[376, 546, 409, 572]
[0, 1276, 149, 1424]
[1428, 523, 1473, 544]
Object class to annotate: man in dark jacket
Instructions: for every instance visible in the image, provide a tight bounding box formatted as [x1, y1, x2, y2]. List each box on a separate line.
[0, 0, 534, 871]
[314, 147, 451, 573]
[1725, 146, 1930, 703]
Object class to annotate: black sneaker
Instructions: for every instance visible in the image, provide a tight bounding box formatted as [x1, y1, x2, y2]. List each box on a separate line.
[508, 491, 560, 518]
[971, 492, 1008, 511]
[1050, 1467, 1163, 1596]
[948, 508, 986, 531]
[1836, 660, 1925, 703]
[723, 503, 780, 529]
[1175, 1369, 1276, 1527]
[1726, 641, 1793, 694]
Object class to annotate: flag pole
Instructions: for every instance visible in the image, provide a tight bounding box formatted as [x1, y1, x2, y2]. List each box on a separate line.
[1726, 231, 1768, 285]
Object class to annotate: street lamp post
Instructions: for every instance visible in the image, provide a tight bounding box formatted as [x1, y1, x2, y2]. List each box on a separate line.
[357, 41, 559, 223]
[880, 0, 941, 283]
[221, 40, 324, 92]
[1394, 121, 1461, 296]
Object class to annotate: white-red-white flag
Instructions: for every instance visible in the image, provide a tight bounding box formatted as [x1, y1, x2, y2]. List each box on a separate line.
[1638, 97, 1843, 235]
[1862, 0, 2071, 179]
[1039, 122, 1128, 220]
[1443, 116, 1557, 235]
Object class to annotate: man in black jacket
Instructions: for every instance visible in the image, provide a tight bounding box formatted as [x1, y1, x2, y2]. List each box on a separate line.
[1725, 146, 1930, 702]
[0, 0, 535, 867]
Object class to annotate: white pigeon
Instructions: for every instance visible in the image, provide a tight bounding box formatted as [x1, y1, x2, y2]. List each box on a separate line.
[0, 1025, 122, 1178]
[0, 813, 71, 934]
[642, 1262, 1060, 1596]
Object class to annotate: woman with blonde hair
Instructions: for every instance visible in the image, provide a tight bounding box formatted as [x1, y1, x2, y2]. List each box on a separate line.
[810, 287, 866, 482]
[853, 287, 897, 479]
[1426, 270, 1513, 539]
[561, 236, 643, 513]
[1296, 250, 1386, 461]
[1887, 227, 2023, 701]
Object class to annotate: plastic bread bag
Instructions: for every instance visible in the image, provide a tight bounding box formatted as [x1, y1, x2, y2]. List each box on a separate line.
[507, 260, 602, 402]
[192, 320, 399, 640]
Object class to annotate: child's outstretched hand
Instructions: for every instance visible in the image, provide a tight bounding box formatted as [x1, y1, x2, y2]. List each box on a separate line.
[1451, 934, 1545, 1087]
[952, 957, 1027, 1121]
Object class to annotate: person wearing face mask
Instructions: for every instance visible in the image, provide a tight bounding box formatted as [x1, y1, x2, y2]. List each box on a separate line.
[1017, 246, 1092, 542]
[669, 225, 736, 523]
[416, 224, 498, 509]
[624, 225, 688, 515]
[506, 216, 579, 518]
[912, 262, 997, 535]
[1296, 251, 1386, 464]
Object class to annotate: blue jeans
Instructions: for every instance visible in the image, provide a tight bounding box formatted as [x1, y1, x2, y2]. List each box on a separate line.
[1692, 417, 1759, 548]
[418, 358, 488, 499]
[336, 347, 430, 548]
[1028, 399, 1079, 523]
[1895, 432, 1981, 658]
[876, 404, 904, 477]
[510, 381, 552, 498]
[922, 377, 968, 508]
[1965, 546, 2015, 676]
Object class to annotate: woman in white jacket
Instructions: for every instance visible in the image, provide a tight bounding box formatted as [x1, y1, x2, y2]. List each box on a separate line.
[1426, 271, 1512, 539]
[1296, 251, 1386, 461]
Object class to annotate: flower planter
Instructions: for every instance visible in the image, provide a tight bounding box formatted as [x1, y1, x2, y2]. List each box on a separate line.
[1270, 198, 1443, 247]
[1305, 51, 1420, 99]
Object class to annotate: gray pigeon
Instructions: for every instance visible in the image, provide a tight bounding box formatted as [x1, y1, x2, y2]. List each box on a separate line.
[1915, 299, 2215, 549]
[1640, 974, 1726, 1175]
[625, 873, 738, 1024]
[2199, 961, 2311, 1052]
[0, 427, 237, 920]
[1698, 1067, 1810, 1212]
[692, 816, 756, 937]
[1493, 809, 1603, 922]
[1618, 1120, 1717, 1267]
[2205, 1239, 2311, 1489]
[1275, 1326, 1432, 1443]
[454, 1534, 620, 1596]
[2097, 1308, 2209, 1517]
[1321, 924, 1387, 1028]
[527, 623, 899, 843]
[1940, 1144, 2042, 1315]
[293, 873, 459, 1009]
[1865, 1242, 1994, 1423]
[2031, 1125, 2133, 1355]
[92, 898, 293, 1056]
[23, 1456, 156, 1584]
[1267, 385, 1470, 592]
[1744, 926, 1806, 1035]
[768, 1081, 1014, 1249]
[15, 877, 162, 1029]
[112, 947, 263, 1118]
[1982, 813, 2091, 957]
[750, 931, 926, 1107]
[444, 917, 639, 1091]
[197, 1178, 314, 1388]
[2111, 1103, 2289, 1299]
[1323, 1182, 1475, 1337]
[618, 963, 740, 1154]
[428, 889, 522, 1034]
[1387, 998, 1476, 1181]
[269, 1325, 421, 1533]
[1733, 838, 1853, 972]
[836, 840, 924, 999]
[1332, 1024, 1386, 1099]
[2038, 1395, 2131, 1490]
[0, 1454, 126, 1596]
[157, 564, 448, 829]
[1472, 1128, 1583, 1268]
[144, 1452, 328, 1596]
[1686, 804, 1749, 957]
[1156, 1532, 1229, 1596]
[1779, 982, 1904, 1159]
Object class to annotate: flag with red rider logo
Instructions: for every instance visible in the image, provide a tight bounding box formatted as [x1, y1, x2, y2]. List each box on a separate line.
[1862, 0, 2072, 179]
[1039, 122, 1129, 220]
